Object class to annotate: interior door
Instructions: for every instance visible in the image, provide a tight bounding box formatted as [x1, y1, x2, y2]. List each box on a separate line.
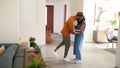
[46, 5, 54, 33]
[64, 4, 67, 24]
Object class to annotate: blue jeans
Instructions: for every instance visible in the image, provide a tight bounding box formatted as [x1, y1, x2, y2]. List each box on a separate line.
[74, 34, 84, 60]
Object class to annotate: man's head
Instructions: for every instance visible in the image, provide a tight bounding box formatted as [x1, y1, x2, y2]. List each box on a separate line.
[76, 12, 83, 16]
[75, 12, 84, 20]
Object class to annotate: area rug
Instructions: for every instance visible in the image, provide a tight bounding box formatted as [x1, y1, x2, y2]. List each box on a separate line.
[104, 48, 116, 54]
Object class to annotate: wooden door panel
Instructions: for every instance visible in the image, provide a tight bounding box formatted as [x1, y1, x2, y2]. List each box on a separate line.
[46, 5, 54, 33]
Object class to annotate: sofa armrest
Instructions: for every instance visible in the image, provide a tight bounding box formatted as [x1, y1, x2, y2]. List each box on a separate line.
[0, 44, 18, 68]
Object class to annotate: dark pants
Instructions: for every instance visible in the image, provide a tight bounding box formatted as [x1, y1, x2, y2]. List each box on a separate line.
[55, 35, 70, 58]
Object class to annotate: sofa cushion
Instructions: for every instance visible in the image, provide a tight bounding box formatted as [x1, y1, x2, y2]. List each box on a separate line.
[15, 45, 25, 57]
[0, 44, 18, 68]
[13, 57, 24, 68]
[13, 45, 25, 68]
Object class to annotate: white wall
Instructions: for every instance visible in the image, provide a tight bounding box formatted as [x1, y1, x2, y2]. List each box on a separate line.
[69, 0, 83, 15]
[36, 0, 46, 45]
[19, 0, 46, 45]
[83, 0, 95, 42]
[116, 28, 120, 67]
[115, 1, 120, 67]
[0, 0, 19, 43]
[54, 2, 64, 34]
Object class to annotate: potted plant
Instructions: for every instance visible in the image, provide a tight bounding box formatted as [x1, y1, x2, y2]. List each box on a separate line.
[109, 19, 117, 27]
[29, 37, 41, 53]
[95, 7, 107, 30]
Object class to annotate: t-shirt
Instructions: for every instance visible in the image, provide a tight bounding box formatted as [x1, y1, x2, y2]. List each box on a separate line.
[75, 18, 86, 32]
[61, 16, 76, 37]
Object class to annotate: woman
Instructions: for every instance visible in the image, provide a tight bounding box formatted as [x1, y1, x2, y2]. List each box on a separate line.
[73, 12, 86, 63]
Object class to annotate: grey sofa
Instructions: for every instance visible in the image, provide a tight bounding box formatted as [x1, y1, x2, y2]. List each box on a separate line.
[0, 43, 25, 68]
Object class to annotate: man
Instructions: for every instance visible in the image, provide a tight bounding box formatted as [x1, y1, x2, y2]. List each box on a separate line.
[52, 12, 83, 62]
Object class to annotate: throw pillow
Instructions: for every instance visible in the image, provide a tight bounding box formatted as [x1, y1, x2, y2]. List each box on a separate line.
[0, 45, 5, 57]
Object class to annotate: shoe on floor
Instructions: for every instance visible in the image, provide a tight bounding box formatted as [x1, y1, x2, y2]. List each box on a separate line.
[52, 50, 57, 57]
[75, 60, 82, 64]
[63, 58, 71, 62]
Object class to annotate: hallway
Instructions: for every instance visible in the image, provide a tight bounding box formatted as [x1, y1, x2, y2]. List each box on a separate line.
[41, 34, 115, 68]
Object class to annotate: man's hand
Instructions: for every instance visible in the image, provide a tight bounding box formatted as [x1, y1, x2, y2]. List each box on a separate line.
[74, 29, 83, 34]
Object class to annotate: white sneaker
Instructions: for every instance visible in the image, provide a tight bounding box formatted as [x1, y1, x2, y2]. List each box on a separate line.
[63, 58, 71, 62]
[52, 50, 57, 57]
[75, 60, 82, 64]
